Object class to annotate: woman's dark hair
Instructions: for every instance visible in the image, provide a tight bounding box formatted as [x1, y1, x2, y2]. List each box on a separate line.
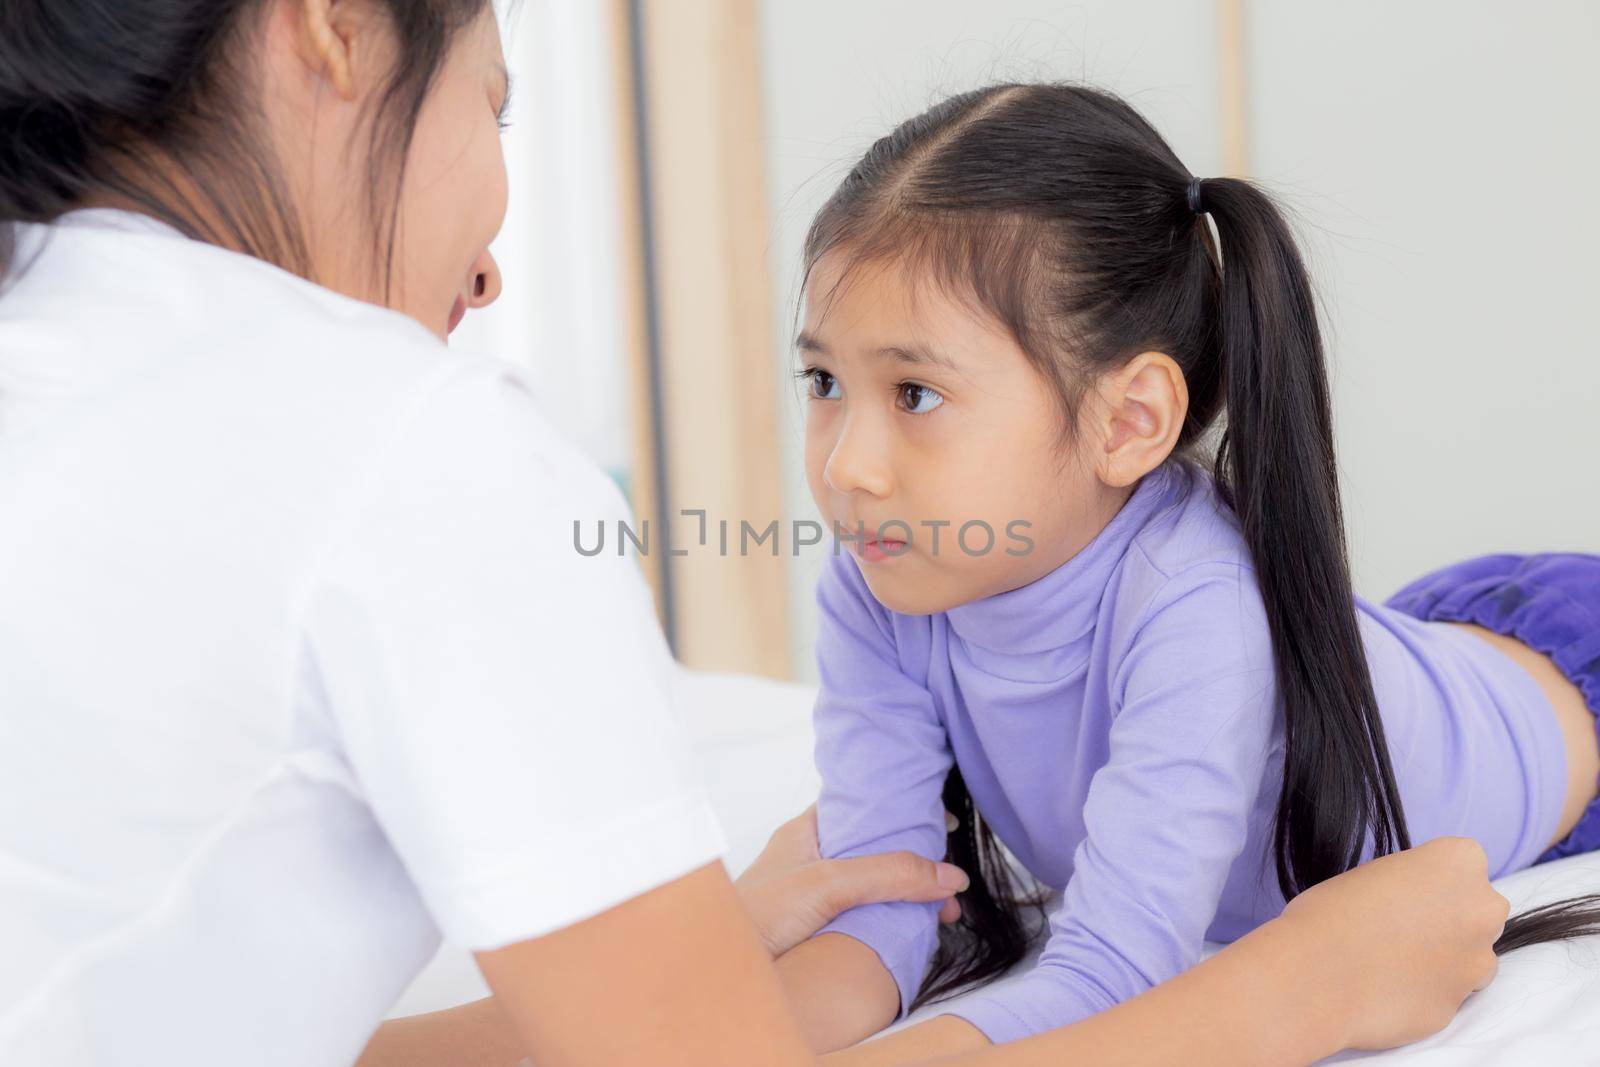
[800, 82, 1600, 1010]
[0, 0, 490, 295]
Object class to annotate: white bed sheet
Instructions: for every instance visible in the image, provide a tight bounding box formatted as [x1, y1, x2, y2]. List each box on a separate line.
[394, 668, 1600, 1065]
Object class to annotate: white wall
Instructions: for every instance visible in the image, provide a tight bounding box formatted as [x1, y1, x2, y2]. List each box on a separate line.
[452, 1, 634, 487]
[1246, 0, 1600, 596]
[758, 0, 1600, 679]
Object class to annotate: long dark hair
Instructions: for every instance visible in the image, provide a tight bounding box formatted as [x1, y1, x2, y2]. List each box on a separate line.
[0, 0, 489, 296]
[800, 83, 1600, 1009]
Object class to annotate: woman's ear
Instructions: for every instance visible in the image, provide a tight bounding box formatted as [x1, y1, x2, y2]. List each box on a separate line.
[1090, 351, 1189, 488]
[291, 0, 366, 100]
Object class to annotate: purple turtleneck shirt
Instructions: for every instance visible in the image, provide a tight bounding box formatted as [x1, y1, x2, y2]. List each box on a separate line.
[812, 459, 1565, 1044]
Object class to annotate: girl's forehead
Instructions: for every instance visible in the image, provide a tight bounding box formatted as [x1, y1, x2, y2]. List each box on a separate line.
[802, 253, 1017, 362]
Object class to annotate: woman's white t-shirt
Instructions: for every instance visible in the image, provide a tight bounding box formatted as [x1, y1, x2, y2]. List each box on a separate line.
[0, 209, 725, 1065]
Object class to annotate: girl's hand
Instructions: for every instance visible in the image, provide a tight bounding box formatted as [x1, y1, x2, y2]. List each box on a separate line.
[1279, 836, 1508, 1051]
[735, 805, 967, 957]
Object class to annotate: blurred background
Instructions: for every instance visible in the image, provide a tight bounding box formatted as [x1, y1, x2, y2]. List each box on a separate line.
[455, 0, 1600, 683]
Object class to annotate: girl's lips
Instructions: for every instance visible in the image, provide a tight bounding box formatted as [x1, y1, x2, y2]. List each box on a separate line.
[446, 294, 467, 335]
[856, 538, 908, 563]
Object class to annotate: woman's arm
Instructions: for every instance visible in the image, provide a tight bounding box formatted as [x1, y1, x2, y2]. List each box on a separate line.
[736, 806, 966, 957]
[1000, 908, 1349, 1067]
[824, 839, 1505, 1067]
[361, 863, 831, 1067]
[465, 838, 1503, 1067]
[357, 806, 965, 1067]
[355, 840, 1503, 1067]
[478, 862, 815, 1066]
[356, 999, 525, 1067]
[775, 932, 904, 1049]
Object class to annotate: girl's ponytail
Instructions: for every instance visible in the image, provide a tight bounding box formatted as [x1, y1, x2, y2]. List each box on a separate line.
[1195, 176, 1411, 894]
[1198, 177, 1600, 951]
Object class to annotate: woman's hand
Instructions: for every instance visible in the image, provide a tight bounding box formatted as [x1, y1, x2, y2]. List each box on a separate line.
[1279, 835, 1508, 1051]
[379, 836, 1507, 1067]
[734, 805, 968, 957]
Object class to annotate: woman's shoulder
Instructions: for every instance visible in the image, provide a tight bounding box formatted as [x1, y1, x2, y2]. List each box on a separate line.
[128, 222, 562, 484]
[164, 227, 456, 386]
[5, 214, 608, 532]
[9, 212, 455, 391]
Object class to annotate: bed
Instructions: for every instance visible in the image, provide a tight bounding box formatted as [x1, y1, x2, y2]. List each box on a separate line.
[392, 669, 1600, 1064]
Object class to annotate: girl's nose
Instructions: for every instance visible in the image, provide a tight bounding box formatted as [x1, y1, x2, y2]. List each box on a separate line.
[823, 414, 893, 499]
[467, 249, 502, 309]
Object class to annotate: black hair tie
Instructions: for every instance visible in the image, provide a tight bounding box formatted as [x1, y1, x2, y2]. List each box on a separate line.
[1186, 176, 1208, 215]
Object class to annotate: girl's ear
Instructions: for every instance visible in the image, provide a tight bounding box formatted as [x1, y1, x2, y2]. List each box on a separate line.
[1091, 351, 1189, 488]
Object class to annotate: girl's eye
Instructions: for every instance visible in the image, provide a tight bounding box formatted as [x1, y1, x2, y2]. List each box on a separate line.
[800, 367, 841, 400]
[897, 382, 944, 414]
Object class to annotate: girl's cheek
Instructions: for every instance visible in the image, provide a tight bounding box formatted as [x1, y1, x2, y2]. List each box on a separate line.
[802, 425, 835, 509]
[804, 401, 841, 448]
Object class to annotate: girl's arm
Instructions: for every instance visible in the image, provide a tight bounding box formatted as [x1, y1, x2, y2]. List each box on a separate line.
[782, 558, 1283, 1054]
[466, 838, 1504, 1067]
[878, 570, 1291, 1047]
[786, 566, 1432, 1057]
[793, 552, 958, 1049]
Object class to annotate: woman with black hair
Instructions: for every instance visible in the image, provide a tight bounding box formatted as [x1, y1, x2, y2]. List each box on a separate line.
[0, 3, 1518, 1065]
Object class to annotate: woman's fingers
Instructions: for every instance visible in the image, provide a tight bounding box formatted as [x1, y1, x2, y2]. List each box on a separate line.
[1283, 836, 1506, 1051]
[736, 850, 969, 958]
[735, 805, 822, 889]
[734, 806, 970, 956]
[1470, 950, 1500, 992]
[816, 852, 970, 913]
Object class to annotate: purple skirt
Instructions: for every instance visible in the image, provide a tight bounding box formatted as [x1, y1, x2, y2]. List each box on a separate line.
[1385, 553, 1600, 863]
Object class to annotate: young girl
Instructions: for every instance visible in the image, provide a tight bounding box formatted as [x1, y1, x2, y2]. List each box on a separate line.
[773, 82, 1600, 1060]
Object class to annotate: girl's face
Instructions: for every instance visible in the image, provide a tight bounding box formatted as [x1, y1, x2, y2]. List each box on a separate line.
[278, 1, 509, 340]
[800, 251, 1131, 616]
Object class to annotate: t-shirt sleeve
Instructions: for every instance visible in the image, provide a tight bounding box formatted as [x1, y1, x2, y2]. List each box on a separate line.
[810, 551, 953, 1017]
[299, 360, 725, 952]
[947, 569, 1280, 1043]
